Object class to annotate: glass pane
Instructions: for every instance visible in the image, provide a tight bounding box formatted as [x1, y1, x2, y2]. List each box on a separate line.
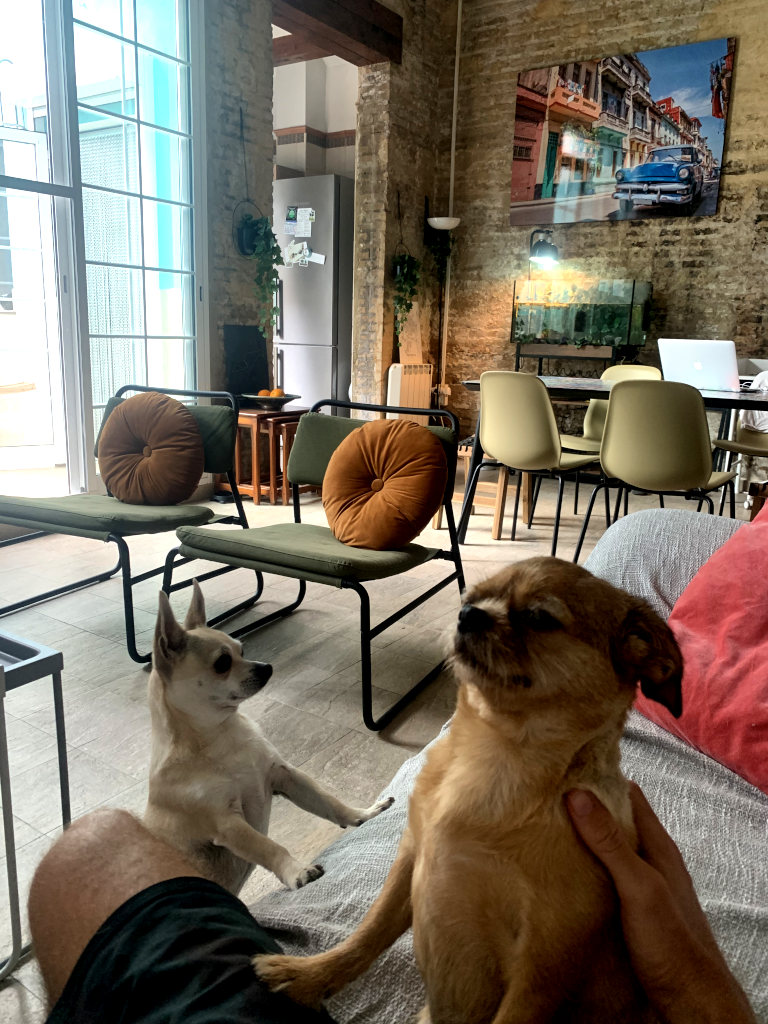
[146, 337, 194, 391]
[135, 0, 189, 60]
[142, 198, 191, 271]
[74, 24, 136, 118]
[0, 1, 51, 183]
[83, 188, 141, 264]
[144, 269, 193, 336]
[0, 189, 65, 476]
[86, 263, 144, 335]
[79, 110, 139, 191]
[140, 125, 190, 202]
[137, 49, 189, 133]
[89, 336, 146, 406]
[73, 0, 135, 40]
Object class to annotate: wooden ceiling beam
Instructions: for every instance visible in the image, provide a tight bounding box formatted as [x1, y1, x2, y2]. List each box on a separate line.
[273, 35, 335, 66]
[272, 0, 402, 66]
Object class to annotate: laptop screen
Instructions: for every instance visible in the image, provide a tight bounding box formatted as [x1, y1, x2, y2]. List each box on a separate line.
[657, 338, 741, 392]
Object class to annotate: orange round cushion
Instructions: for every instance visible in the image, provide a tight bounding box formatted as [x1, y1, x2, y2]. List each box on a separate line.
[323, 419, 448, 549]
[98, 392, 204, 505]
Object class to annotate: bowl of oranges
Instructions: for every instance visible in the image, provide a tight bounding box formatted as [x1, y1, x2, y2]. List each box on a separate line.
[239, 388, 301, 411]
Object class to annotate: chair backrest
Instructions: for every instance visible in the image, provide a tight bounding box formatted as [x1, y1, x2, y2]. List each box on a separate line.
[95, 387, 238, 474]
[600, 379, 714, 491]
[582, 364, 662, 442]
[287, 402, 459, 504]
[479, 371, 561, 471]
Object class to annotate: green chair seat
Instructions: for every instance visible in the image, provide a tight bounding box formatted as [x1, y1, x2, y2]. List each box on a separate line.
[0, 493, 214, 541]
[177, 523, 438, 586]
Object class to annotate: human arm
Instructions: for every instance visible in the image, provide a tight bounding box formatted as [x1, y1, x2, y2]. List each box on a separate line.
[566, 784, 756, 1024]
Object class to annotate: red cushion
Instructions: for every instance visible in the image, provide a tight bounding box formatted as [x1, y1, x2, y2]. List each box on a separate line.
[634, 504, 768, 794]
[322, 419, 448, 549]
[98, 392, 204, 505]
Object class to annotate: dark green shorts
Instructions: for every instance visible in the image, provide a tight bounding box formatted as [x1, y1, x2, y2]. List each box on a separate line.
[46, 877, 336, 1023]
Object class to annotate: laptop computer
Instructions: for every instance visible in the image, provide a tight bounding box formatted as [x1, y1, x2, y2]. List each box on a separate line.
[658, 338, 752, 392]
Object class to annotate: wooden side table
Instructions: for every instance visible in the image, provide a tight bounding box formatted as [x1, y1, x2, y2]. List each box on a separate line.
[218, 408, 307, 505]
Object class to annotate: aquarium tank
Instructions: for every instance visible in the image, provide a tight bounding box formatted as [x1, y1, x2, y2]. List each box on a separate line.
[511, 277, 652, 350]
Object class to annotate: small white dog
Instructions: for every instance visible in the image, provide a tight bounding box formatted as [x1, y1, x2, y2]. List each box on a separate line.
[143, 581, 393, 894]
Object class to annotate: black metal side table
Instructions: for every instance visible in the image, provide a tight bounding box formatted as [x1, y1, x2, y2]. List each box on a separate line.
[0, 632, 70, 979]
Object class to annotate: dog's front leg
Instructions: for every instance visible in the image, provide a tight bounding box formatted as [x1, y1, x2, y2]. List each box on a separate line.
[273, 763, 394, 828]
[214, 815, 323, 890]
[254, 829, 416, 1008]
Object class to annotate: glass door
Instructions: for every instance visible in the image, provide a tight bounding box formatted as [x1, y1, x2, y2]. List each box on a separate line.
[0, 0, 85, 495]
[0, 0, 199, 497]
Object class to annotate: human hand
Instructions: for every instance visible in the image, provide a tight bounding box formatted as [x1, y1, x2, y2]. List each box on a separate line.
[566, 784, 756, 1024]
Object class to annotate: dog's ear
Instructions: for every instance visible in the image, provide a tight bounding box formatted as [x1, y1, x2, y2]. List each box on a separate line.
[184, 579, 207, 630]
[612, 604, 683, 718]
[154, 590, 187, 670]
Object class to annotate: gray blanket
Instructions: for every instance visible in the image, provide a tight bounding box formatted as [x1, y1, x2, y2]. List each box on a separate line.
[252, 509, 768, 1022]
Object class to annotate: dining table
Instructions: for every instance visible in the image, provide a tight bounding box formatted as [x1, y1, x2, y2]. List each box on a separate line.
[457, 375, 768, 544]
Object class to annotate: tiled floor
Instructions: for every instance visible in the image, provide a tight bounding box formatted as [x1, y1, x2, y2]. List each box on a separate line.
[0, 474, 751, 1020]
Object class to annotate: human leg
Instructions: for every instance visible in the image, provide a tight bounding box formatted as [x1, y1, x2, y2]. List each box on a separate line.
[28, 808, 204, 1006]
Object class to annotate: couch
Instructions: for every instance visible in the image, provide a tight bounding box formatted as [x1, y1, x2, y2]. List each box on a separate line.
[251, 508, 768, 1023]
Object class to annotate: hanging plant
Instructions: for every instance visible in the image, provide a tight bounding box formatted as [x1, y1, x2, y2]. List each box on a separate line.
[392, 252, 421, 338]
[237, 213, 284, 334]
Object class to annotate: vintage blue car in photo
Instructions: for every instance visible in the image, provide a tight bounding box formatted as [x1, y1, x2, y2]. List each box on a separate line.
[613, 145, 705, 214]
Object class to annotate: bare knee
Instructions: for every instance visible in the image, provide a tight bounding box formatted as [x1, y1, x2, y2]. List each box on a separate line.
[29, 808, 202, 1006]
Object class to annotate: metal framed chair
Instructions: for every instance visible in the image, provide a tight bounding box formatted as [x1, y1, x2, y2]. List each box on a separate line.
[574, 379, 737, 562]
[166, 399, 465, 731]
[460, 372, 599, 556]
[0, 386, 257, 663]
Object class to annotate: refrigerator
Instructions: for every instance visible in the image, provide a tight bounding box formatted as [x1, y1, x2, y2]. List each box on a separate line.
[272, 174, 354, 413]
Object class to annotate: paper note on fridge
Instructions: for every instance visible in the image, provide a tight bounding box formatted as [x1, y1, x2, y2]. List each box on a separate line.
[307, 250, 326, 265]
[296, 208, 314, 237]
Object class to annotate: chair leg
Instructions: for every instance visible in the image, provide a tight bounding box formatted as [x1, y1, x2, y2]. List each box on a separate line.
[658, 494, 665, 509]
[456, 460, 485, 543]
[703, 494, 714, 514]
[573, 470, 580, 515]
[0, 544, 122, 618]
[228, 580, 308, 641]
[528, 475, 543, 529]
[511, 471, 523, 542]
[613, 487, 624, 523]
[112, 536, 151, 664]
[551, 475, 566, 558]
[491, 467, 509, 541]
[573, 481, 606, 563]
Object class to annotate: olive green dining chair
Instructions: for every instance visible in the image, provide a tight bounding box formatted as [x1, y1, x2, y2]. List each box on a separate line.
[573, 379, 737, 562]
[460, 371, 600, 556]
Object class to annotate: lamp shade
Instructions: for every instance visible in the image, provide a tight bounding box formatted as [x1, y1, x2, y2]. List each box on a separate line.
[529, 230, 559, 268]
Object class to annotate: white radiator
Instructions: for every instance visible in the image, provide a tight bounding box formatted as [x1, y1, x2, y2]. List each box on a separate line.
[386, 364, 433, 424]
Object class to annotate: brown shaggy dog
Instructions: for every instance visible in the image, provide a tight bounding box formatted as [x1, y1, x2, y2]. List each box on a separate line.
[255, 557, 683, 1023]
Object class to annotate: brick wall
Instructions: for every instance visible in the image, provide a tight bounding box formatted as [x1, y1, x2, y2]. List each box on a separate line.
[353, 0, 768, 435]
[203, 0, 273, 391]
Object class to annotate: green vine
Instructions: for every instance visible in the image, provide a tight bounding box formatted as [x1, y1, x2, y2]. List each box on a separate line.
[392, 252, 421, 338]
[237, 214, 284, 333]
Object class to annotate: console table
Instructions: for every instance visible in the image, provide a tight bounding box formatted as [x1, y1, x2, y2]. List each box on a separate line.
[0, 633, 70, 979]
[217, 408, 308, 505]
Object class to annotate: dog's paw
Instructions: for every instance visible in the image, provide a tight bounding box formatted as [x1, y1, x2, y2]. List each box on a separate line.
[352, 794, 395, 826]
[290, 862, 324, 889]
[253, 953, 327, 1007]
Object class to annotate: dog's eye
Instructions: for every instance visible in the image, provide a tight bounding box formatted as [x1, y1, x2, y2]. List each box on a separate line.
[213, 653, 232, 675]
[524, 608, 561, 631]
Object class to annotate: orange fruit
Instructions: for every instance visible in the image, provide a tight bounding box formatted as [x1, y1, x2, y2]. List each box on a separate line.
[257, 389, 271, 396]
[270, 387, 285, 397]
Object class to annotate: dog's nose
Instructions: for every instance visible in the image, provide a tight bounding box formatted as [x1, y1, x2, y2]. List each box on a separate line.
[457, 603, 493, 634]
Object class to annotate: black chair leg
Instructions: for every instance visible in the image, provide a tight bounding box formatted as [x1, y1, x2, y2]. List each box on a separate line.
[551, 475, 566, 557]
[113, 536, 151, 665]
[457, 461, 485, 543]
[511, 471, 523, 542]
[573, 481, 606, 563]
[613, 487, 624, 523]
[528, 475, 543, 529]
[573, 470, 580, 515]
[659, 494, 665, 509]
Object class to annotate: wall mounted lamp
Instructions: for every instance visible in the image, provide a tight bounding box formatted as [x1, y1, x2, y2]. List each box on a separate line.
[529, 229, 559, 269]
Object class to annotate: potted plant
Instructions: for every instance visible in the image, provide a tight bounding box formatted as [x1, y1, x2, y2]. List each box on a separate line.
[237, 213, 284, 334]
[392, 251, 422, 340]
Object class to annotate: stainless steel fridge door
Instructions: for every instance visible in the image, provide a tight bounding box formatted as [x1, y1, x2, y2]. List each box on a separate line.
[274, 343, 338, 412]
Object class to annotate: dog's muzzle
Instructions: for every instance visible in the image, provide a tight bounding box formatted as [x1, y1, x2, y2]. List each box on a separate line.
[457, 603, 493, 635]
[243, 662, 273, 695]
